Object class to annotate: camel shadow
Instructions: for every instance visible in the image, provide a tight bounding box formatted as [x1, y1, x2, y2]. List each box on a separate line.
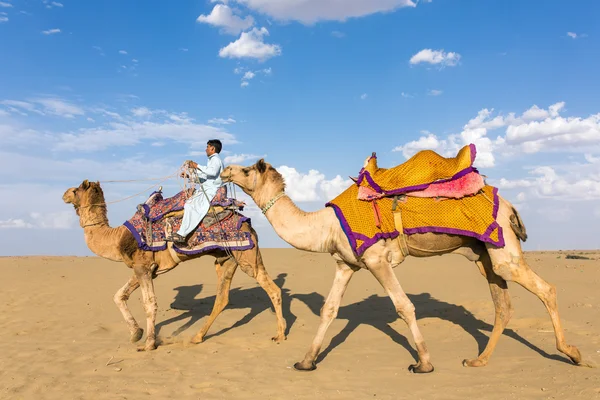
[156, 273, 296, 340]
[293, 292, 571, 366]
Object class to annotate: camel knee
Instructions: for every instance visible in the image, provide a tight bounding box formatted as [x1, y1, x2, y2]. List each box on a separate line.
[320, 305, 338, 321]
[396, 302, 416, 322]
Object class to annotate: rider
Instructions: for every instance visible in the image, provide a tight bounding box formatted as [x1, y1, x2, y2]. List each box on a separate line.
[167, 139, 224, 244]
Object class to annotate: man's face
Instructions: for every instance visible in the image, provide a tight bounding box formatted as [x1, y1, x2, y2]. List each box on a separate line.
[206, 144, 215, 156]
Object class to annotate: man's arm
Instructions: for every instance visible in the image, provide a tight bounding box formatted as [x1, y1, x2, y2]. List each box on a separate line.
[196, 157, 221, 180]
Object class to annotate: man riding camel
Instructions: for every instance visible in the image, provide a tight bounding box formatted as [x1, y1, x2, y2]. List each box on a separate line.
[167, 139, 224, 244]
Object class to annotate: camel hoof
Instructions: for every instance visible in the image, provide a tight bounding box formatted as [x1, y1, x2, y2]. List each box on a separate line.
[130, 328, 144, 343]
[293, 361, 317, 372]
[565, 345, 583, 365]
[408, 362, 434, 374]
[271, 335, 287, 343]
[137, 341, 157, 352]
[462, 358, 487, 367]
[190, 335, 204, 344]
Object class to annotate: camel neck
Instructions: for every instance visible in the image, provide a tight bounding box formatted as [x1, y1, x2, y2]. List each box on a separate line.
[83, 224, 128, 262]
[261, 194, 337, 253]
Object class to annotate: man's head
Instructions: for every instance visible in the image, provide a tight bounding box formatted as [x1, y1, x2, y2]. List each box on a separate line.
[206, 139, 222, 156]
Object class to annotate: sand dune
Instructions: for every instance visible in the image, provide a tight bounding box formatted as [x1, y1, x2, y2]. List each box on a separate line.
[0, 249, 599, 399]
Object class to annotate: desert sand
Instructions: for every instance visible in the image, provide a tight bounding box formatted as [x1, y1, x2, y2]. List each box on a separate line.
[0, 249, 598, 399]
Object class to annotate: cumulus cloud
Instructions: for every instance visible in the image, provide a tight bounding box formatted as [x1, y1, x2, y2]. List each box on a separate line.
[197, 4, 254, 35]
[567, 32, 587, 39]
[410, 49, 461, 67]
[0, 211, 78, 229]
[227, 0, 417, 24]
[277, 166, 351, 202]
[219, 27, 282, 62]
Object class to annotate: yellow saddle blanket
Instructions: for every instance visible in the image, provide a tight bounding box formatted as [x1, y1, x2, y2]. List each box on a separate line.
[326, 144, 504, 256]
[357, 144, 477, 195]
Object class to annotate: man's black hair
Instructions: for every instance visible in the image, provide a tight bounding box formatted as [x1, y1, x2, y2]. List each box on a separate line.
[207, 139, 222, 153]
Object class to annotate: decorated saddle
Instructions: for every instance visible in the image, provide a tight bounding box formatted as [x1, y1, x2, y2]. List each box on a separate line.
[124, 186, 254, 255]
[326, 144, 504, 256]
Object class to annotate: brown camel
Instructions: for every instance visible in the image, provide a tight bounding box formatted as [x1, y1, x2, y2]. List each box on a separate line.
[220, 159, 585, 373]
[62, 179, 286, 351]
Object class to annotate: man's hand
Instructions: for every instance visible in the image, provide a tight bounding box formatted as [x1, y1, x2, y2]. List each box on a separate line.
[188, 161, 199, 169]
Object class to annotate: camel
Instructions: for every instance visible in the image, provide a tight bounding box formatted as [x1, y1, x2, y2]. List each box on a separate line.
[62, 179, 286, 351]
[220, 158, 585, 373]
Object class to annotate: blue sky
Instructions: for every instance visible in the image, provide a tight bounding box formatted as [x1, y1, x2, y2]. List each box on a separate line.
[1, 0, 599, 255]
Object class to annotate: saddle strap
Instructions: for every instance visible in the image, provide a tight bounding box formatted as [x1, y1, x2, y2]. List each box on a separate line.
[371, 200, 382, 229]
[392, 197, 410, 257]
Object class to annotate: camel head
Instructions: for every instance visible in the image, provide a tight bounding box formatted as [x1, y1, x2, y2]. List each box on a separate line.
[62, 179, 105, 215]
[221, 158, 286, 200]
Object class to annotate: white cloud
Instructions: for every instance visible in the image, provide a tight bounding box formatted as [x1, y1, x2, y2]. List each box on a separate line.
[179, 48, 189, 52]
[2, 211, 77, 229]
[0, 218, 34, 229]
[208, 117, 236, 125]
[228, 0, 416, 24]
[131, 106, 153, 117]
[262, 67, 272, 75]
[53, 116, 236, 152]
[428, 89, 443, 96]
[42, 28, 61, 35]
[32, 97, 84, 118]
[0, 13, 7, 23]
[0, 2, 13, 7]
[401, 92, 413, 98]
[410, 48, 461, 67]
[224, 153, 265, 164]
[331, 30, 345, 38]
[119, 50, 128, 54]
[219, 27, 281, 62]
[278, 166, 352, 202]
[51, 1, 63, 7]
[360, 93, 368, 100]
[241, 81, 249, 88]
[0, 109, 9, 117]
[197, 4, 254, 35]
[567, 32, 587, 39]
[2, 97, 84, 118]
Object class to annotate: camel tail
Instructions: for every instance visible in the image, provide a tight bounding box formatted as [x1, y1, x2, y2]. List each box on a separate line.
[509, 206, 527, 242]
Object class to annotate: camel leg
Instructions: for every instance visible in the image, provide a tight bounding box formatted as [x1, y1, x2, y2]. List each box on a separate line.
[463, 251, 513, 367]
[486, 242, 583, 366]
[293, 261, 357, 371]
[191, 257, 238, 344]
[369, 262, 434, 373]
[134, 266, 159, 351]
[237, 249, 287, 343]
[113, 275, 143, 343]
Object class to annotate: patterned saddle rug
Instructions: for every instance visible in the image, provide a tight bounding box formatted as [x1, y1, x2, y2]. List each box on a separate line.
[123, 186, 254, 255]
[326, 144, 504, 256]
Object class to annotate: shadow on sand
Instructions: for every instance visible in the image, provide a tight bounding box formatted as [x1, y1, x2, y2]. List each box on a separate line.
[156, 278, 570, 366]
[156, 273, 297, 341]
[292, 291, 571, 366]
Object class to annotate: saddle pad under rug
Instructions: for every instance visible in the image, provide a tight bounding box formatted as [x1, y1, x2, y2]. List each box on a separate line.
[124, 191, 254, 255]
[326, 184, 504, 256]
[357, 144, 477, 196]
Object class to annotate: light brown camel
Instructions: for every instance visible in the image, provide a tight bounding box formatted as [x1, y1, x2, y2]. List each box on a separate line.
[221, 159, 585, 373]
[62, 179, 286, 351]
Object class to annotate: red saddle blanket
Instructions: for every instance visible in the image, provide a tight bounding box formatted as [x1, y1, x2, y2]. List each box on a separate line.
[123, 186, 254, 255]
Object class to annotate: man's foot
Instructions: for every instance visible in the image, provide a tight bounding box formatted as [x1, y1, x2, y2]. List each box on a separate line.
[166, 232, 187, 244]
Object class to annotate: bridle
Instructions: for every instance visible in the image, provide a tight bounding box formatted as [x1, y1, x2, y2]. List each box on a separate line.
[222, 167, 287, 215]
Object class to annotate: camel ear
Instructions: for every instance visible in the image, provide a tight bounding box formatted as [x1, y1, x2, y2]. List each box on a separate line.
[256, 158, 267, 174]
[81, 180, 90, 190]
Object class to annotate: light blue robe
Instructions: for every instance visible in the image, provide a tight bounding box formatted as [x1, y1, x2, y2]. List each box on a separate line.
[177, 153, 224, 237]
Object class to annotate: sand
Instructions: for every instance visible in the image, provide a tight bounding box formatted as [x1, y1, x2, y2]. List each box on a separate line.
[0, 249, 599, 399]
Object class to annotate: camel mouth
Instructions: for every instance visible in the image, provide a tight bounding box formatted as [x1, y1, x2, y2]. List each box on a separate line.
[62, 188, 76, 204]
